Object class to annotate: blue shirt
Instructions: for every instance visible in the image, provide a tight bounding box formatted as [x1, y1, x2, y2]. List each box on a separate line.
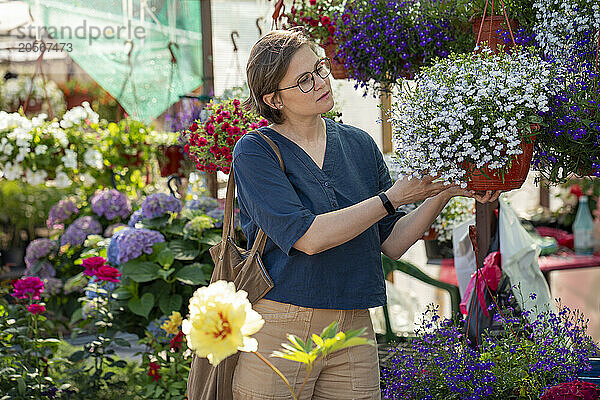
[232, 118, 403, 309]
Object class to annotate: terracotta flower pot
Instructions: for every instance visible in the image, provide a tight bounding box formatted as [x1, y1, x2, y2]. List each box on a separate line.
[321, 43, 349, 79]
[464, 125, 539, 191]
[471, 16, 519, 54]
[158, 145, 185, 177]
[18, 99, 43, 113]
[66, 93, 94, 110]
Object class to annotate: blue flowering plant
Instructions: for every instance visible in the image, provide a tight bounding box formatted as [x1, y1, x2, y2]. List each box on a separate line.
[381, 299, 600, 400]
[530, 1, 600, 182]
[106, 193, 225, 337]
[333, 0, 459, 95]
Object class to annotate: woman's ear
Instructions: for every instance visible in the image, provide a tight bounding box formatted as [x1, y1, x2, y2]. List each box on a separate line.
[263, 92, 283, 110]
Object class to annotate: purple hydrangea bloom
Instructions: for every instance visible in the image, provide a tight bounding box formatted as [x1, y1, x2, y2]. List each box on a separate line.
[46, 199, 79, 229]
[24, 260, 56, 279]
[185, 196, 219, 213]
[141, 193, 182, 219]
[107, 227, 130, 265]
[110, 227, 165, 265]
[25, 239, 58, 268]
[206, 207, 241, 229]
[90, 189, 132, 220]
[128, 209, 143, 227]
[60, 216, 102, 247]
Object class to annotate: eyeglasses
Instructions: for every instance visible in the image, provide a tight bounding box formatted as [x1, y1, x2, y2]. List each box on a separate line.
[275, 58, 331, 94]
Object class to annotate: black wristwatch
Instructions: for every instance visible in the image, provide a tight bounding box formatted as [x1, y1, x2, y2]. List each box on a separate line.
[378, 192, 396, 216]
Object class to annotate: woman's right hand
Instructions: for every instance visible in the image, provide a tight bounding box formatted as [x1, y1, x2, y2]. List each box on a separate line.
[385, 175, 454, 207]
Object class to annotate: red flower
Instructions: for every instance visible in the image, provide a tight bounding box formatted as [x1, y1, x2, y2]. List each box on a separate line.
[328, 25, 335, 35]
[309, 0, 316, 5]
[309, 18, 319, 27]
[221, 147, 230, 155]
[570, 184, 583, 198]
[259, 119, 269, 127]
[27, 303, 46, 315]
[147, 362, 161, 382]
[189, 122, 198, 132]
[12, 277, 45, 300]
[82, 256, 106, 277]
[225, 154, 233, 163]
[320, 16, 331, 25]
[184, 144, 190, 154]
[226, 138, 235, 146]
[205, 123, 215, 135]
[221, 166, 230, 174]
[170, 330, 184, 351]
[216, 115, 224, 123]
[95, 265, 121, 283]
[249, 123, 259, 130]
[222, 122, 230, 131]
[233, 99, 240, 107]
[222, 111, 231, 119]
[541, 380, 600, 400]
[197, 137, 208, 146]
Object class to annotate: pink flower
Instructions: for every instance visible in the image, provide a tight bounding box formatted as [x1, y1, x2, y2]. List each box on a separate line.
[27, 304, 46, 315]
[233, 99, 240, 107]
[95, 265, 121, 283]
[259, 119, 269, 127]
[82, 256, 106, 277]
[12, 277, 45, 300]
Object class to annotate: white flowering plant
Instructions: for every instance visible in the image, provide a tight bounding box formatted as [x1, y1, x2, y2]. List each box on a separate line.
[390, 47, 552, 188]
[1, 75, 66, 117]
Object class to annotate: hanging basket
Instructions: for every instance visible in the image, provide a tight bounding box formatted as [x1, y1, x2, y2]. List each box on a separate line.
[321, 42, 349, 79]
[66, 93, 94, 110]
[464, 125, 538, 191]
[471, 16, 519, 54]
[158, 145, 185, 177]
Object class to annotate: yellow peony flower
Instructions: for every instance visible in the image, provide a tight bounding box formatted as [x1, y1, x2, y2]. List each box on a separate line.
[161, 311, 183, 335]
[182, 280, 264, 366]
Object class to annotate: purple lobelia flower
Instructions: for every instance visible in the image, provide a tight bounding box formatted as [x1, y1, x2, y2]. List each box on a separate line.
[141, 193, 182, 219]
[46, 199, 79, 229]
[109, 227, 165, 265]
[25, 239, 58, 268]
[90, 189, 132, 220]
[60, 216, 102, 247]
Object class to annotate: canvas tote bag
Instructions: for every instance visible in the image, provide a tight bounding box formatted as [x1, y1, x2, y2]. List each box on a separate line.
[187, 131, 285, 400]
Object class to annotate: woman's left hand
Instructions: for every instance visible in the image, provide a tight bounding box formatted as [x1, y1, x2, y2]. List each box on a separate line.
[439, 187, 502, 203]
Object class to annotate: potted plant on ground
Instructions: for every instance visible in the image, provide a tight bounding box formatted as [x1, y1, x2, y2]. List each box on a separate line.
[390, 47, 552, 190]
[284, 0, 349, 79]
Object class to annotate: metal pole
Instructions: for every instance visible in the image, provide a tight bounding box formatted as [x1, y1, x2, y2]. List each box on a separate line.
[200, 0, 218, 198]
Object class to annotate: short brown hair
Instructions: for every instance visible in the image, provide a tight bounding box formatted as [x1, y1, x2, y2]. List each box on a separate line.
[244, 29, 317, 125]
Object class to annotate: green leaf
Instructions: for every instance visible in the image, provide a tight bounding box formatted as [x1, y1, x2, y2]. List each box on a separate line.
[157, 268, 175, 280]
[157, 248, 175, 268]
[163, 220, 186, 236]
[169, 239, 200, 260]
[114, 360, 128, 368]
[197, 232, 222, 246]
[128, 293, 155, 318]
[17, 377, 25, 395]
[159, 293, 183, 315]
[69, 350, 86, 362]
[113, 337, 131, 347]
[121, 260, 161, 282]
[320, 321, 338, 340]
[113, 287, 133, 300]
[174, 263, 208, 285]
[152, 241, 168, 254]
[70, 308, 83, 324]
[142, 214, 170, 229]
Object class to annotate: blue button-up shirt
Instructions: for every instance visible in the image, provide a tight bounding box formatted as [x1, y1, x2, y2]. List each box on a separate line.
[232, 118, 403, 309]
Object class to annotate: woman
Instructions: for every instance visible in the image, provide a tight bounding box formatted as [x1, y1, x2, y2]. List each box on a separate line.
[231, 29, 499, 399]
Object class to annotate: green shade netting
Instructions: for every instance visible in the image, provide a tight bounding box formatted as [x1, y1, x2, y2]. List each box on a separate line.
[27, 0, 203, 123]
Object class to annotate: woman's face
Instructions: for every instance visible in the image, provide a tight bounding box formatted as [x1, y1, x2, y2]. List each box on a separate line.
[270, 45, 335, 119]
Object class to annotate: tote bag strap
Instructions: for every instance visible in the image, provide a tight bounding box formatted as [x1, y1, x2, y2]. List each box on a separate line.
[221, 130, 286, 256]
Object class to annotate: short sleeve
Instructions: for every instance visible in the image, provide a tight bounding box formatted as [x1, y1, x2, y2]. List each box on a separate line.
[374, 143, 404, 245]
[232, 135, 316, 255]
